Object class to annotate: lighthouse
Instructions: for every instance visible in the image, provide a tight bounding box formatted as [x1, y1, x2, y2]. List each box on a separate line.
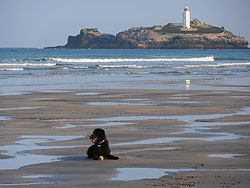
[183, 6, 190, 29]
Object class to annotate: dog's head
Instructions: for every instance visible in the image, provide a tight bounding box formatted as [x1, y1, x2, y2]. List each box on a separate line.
[89, 128, 106, 144]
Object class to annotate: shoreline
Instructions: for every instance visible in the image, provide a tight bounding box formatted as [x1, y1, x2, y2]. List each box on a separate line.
[1, 76, 250, 97]
[0, 87, 250, 187]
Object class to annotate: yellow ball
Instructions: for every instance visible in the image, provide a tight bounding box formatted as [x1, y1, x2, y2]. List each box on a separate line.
[99, 156, 104, 160]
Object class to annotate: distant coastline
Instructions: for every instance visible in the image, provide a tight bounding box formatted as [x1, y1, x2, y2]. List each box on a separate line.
[46, 18, 248, 49]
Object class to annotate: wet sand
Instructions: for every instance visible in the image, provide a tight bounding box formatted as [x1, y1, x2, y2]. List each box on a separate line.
[0, 88, 250, 187]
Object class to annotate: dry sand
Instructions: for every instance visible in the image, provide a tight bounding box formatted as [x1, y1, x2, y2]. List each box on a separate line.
[0, 88, 250, 187]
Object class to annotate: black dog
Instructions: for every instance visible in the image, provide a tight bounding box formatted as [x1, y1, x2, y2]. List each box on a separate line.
[87, 128, 119, 160]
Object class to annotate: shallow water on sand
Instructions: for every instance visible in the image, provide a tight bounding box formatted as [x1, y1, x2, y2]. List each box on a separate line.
[112, 168, 250, 181]
[54, 107, 250, 146]
[0, 135, 84, 170]
[112, 107, 250, 146]
[208, 154, 246, 159]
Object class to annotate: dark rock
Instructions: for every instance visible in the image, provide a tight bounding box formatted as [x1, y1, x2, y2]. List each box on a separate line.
[63, 28, 121, 49]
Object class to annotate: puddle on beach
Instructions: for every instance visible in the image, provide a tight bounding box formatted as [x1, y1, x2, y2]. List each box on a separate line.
[231, 96, 250, 99]
[55, 107, 250, 147]
[30, 98, 61, 101]
[87, 102, 153, 106]
[208, 154, 247, 159]
[85, 93, 216, 106]
[0, 135, 84, 170]
[164, 101, 212, 104]
[87, 100, 211, 106]
[101, 94, 136, 99]
[123, 99, 151, 101]
[53, 108, 250, 124]
[112, 168, 250, 181]
[0, 182, 51, 186]
[0, 116, 12, 120]
[54, 115, 178, 128]
[0, 107, 42, 120]
[169, 121, 250, 135]
[169, 96, 191, 100]
[41, 90, 73, 93]
[0, 106, 46, 111]
[57, 122, 134, 129]
[172, 94, 195, 97]
[52, 107, 250, 147]
[75, 92, 103, 96]
[0, 175, 72, 187]
[116, 147, 179, 155]
[0, 91, 29, 96]
[22, 175, 55, 178]
[111, 168, 169, 181]
[111, 107, 250, 146]
[113, 132, 248, 146]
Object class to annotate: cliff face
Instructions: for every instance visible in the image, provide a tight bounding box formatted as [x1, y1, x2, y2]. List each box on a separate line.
[63, 28, 121, 49]
[47, 19, 249, 49]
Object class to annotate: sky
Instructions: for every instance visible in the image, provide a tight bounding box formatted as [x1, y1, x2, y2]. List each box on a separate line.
[0, 0, 249, 48]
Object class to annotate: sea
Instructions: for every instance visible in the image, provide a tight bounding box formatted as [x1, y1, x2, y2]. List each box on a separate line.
[0, 48, 250, 95]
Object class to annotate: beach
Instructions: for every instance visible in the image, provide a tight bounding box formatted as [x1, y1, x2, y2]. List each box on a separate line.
[0, 86, 250, 187]
[0, 48, 250, 187]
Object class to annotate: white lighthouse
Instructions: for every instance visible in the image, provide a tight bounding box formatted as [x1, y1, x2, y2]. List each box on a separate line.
[183, 6, 191, 29]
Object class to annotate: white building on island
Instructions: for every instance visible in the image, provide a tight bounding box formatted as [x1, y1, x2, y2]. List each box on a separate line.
[183, 6, 191, 29]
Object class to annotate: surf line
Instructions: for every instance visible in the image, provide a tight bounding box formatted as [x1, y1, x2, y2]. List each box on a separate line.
[50, 56, 215, 63]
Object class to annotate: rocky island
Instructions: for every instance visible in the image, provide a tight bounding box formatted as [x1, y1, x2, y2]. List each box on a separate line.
[46, 18, 248, 49]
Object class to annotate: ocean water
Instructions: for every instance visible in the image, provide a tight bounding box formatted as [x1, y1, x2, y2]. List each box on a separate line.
[0, 48, 250, 95]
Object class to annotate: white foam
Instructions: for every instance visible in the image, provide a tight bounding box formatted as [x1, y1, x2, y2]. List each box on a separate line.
[98, 65, 151, 69]
[218, 62, 250, 66]
[72, 66, 89, 69]
[175, 62, 250, 69]
[0, 63, 56, 67]
[51, 56, 215, 63]
[0, 68, 24, 71]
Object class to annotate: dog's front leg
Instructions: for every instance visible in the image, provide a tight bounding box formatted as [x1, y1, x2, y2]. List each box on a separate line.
[93, 154, 100, 160]
[87, 145, 101, 160]
[93, 147, 102, 160]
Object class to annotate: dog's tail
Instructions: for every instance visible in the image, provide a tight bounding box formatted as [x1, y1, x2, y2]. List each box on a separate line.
[107, 155, 119, 160]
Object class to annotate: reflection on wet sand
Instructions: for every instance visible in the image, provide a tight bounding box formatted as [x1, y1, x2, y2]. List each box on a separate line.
[0, 135, 84, 170]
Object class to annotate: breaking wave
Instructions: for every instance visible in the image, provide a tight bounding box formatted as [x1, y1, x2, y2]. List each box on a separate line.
[0, 58, 52, 63]
[97, 65, 161, 69]
[0, 68, 24, 71]
[50, 56, 215, 63]
[0, 63, 56, 67]
[217, 62, 250, 66]
[174, 62, 250, 69]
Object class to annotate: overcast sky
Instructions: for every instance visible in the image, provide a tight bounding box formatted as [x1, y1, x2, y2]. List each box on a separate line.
[0, 0, 249, 48]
